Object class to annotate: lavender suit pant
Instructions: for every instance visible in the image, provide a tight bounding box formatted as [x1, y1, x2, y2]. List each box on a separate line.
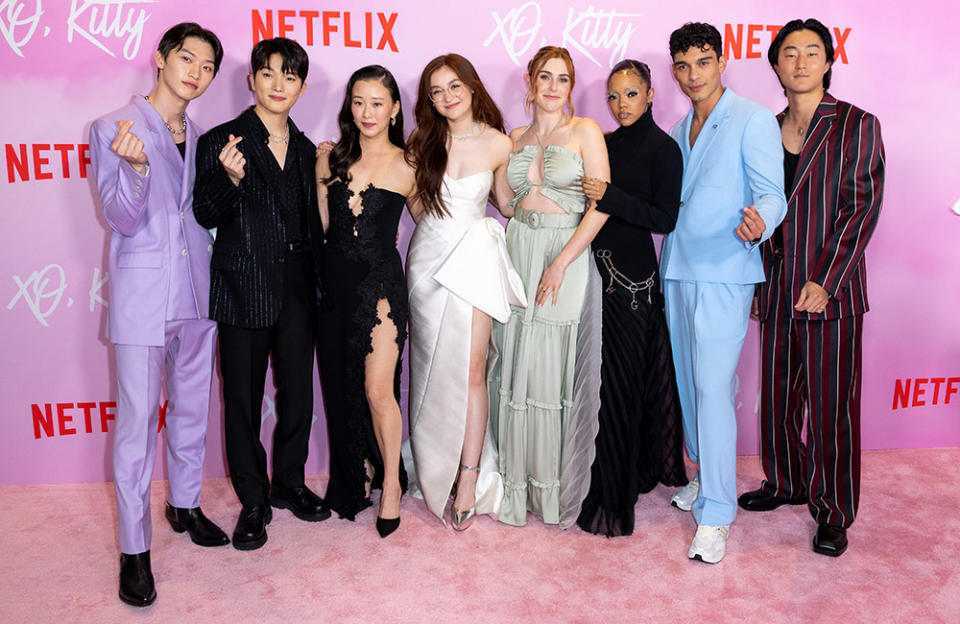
[113, 319, 216, 554]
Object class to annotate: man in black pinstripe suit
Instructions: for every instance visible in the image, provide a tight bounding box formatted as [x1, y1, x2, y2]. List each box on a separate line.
[194, 38, 329, 551]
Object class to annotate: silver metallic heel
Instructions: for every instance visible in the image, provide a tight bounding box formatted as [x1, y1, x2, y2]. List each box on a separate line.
[451, 464, 480, 531]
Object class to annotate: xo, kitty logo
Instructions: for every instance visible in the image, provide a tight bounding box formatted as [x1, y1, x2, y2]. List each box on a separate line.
[484, 2, 642, 68]
[0, 0, 49, 57]
[0, 0, 154, 60]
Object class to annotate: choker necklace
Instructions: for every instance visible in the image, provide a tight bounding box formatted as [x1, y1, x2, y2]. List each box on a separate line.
[143, 96, 186, 135]
[448, 123, 480, 141]
[268, 130, 290, 145]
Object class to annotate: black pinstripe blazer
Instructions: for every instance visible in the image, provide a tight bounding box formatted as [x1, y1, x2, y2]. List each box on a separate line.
[758, 95, 885, 321]
[194, 107, 324, 329]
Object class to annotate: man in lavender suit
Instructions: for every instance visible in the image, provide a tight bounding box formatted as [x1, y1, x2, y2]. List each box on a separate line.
[89, 23, 228, 607]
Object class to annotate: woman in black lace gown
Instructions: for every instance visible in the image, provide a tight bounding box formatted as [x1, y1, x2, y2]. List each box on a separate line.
[576, 60, 689, 537]
[316, 65, 417, 538]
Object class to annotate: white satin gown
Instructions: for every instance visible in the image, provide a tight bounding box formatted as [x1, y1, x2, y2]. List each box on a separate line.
[404, 170, 527, 524]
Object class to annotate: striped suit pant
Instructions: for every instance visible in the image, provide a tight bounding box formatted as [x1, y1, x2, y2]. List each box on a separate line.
[758, 311, 863, 528]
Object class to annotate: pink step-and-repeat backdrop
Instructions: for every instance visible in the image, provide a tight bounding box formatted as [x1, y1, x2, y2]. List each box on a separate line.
[1, 1, 957, 486]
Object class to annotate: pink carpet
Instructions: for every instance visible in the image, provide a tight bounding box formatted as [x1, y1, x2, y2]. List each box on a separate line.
[1, 448, 957, 623]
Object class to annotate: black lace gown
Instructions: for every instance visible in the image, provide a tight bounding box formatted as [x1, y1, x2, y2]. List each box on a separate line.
[575, 110, 689, 537]
[318, 182, 409, 520]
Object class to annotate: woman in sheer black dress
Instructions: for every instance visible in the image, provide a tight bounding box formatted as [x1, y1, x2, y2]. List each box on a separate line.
[576, 60, 689, 537]
[316, 65, 417, 538]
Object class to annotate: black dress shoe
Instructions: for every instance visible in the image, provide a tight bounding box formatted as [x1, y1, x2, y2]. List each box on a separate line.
[165, 503, 230, 547]
[813, 524, 848, 557]
[118, 551, 156, 607]
[232, 504, 272, 551]
[737, 488, 807, 512]
[270, 484, 331, 522]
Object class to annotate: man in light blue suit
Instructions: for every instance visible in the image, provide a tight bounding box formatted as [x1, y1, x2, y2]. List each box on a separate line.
[661, 22, 786, 564]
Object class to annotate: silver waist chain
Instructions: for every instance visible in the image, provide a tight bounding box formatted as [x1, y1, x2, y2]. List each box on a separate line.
[596, 249, 655, 310]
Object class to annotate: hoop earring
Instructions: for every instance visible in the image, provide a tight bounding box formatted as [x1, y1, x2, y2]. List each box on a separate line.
[390, 116, 397, 127]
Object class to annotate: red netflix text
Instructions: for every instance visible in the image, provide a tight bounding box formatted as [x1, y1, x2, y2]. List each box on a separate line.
[6, 143, 91, 184]
[892, 378, 960, 410]
[251, 9, 399, 52]
[724, 24, 852, 64]
[31, 400, 168, 439]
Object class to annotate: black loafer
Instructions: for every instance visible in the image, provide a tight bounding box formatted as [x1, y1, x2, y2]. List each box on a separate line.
[232, 504, 272, 551]
[737, 488, 807, 512]
[165, 503, 230, 547]
[119, 551, 156, 607]
[270, 484, 331, 522]
[813, 524, 848, 557]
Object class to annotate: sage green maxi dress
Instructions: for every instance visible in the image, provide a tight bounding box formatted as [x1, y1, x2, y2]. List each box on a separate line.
[489, 143, 603, 528]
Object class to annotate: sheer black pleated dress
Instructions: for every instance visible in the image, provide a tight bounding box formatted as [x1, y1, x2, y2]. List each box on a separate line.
[576, 110, 689, 537]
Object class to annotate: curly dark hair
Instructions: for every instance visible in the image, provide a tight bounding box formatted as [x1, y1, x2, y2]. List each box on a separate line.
[768, 18, 834, 90]
[668, 22, 722, 60]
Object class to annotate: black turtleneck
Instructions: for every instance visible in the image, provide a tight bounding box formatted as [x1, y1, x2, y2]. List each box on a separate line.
[593, 109, 683, 289]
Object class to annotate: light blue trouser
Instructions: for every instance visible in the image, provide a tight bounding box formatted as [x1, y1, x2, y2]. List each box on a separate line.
[663, 280, 753, 527]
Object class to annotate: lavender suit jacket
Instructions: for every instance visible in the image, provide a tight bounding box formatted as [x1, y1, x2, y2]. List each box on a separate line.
[89, 95, 213, 346]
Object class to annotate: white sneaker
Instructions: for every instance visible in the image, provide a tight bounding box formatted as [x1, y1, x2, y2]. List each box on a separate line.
[688, 525, 730, 564]
[670, 478, 699, 511]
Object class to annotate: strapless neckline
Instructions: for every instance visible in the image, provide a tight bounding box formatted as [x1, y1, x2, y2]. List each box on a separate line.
[509, 144, 584, 166]
[444, 170, 493, 183]
[333, 180, 407, 201]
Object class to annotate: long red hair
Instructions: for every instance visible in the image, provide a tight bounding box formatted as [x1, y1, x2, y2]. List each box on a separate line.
[405, 54, 505, 219]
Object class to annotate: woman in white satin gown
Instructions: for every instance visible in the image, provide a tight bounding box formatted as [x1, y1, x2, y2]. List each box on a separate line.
[403, 54, 526, 529]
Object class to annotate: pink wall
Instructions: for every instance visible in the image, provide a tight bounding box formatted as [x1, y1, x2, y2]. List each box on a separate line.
[1, 1, 957, 486]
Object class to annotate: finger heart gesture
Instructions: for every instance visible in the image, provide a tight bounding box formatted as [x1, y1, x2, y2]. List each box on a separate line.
[220, 134, 246, 185]
[111, 120, 148, 172]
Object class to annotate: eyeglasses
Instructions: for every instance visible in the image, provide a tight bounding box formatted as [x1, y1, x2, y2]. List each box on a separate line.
[429, 82, 465, 102]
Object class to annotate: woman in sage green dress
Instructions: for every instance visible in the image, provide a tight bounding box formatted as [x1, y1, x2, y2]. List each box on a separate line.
[488, 46, 610, 528]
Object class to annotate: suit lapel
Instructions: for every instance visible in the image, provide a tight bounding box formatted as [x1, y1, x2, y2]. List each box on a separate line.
[134, 96, 183, 183]
[784, 94, 838, 201]
[179, 111, 198, 209]
[239, 108, 281, 188]
[683, 89, 733, 193]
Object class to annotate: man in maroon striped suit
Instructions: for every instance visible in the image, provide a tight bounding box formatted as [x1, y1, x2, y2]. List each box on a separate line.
[737, 18, 884, 557]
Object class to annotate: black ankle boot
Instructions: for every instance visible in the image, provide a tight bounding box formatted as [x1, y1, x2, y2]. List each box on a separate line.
[118, 550, 156, 607]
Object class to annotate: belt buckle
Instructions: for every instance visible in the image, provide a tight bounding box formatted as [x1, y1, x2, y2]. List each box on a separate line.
[526, 211, 541, 229]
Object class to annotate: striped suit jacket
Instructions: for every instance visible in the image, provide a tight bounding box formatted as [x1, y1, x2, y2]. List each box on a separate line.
[194, 107, 324, 329]
[758, 94, 885, 321]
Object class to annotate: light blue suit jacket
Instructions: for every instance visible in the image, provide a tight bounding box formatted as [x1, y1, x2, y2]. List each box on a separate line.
[662, 88, 786, 285]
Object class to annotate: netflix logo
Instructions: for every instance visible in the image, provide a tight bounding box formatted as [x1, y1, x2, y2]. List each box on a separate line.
[31, 400, 167, 439]
[251, 9, 399, 52]
[5, 143, 91, 184]
[892, 377, 960, 410]
[724, 24, 852, 64]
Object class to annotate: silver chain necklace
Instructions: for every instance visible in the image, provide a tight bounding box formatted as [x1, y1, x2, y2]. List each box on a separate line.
[448, 123, 480, 141]
[267, 130, 290, 145]
[144, 96, 186, 135]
